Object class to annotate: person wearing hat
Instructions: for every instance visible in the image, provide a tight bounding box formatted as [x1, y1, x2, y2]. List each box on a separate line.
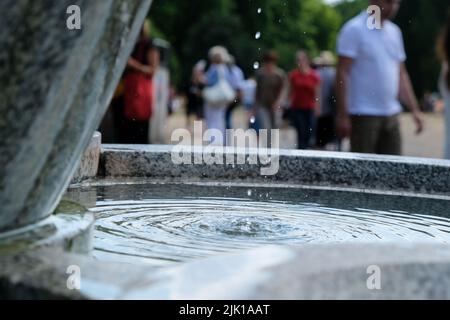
[202, 46, 234, 145]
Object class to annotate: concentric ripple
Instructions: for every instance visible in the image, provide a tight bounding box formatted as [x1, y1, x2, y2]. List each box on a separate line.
[90, 197, 450, 266]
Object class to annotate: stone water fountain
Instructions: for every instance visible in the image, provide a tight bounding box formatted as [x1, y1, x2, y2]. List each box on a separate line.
[0, 0, 152, 233]
[0, 0, 154, 297]
[2, 0, 450, 300]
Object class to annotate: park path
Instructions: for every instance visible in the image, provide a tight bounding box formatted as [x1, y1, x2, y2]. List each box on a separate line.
[164, 106, 445, 159]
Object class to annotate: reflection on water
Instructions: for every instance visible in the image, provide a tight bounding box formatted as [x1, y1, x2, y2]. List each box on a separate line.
[66, 183, 450, 266]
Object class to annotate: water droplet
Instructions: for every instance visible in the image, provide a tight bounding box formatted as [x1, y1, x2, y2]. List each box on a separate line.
[255, 32, 261, 40]
[250, 116, 256, 124]
[247, 189, 252, 196]
[253, 61, 260, 70]
[257, 8, 262, 14]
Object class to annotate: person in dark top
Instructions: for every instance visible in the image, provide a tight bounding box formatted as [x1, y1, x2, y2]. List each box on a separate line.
[253, 51, 286, 132]
[185, 60, 206, 126]
[314, 51, 339, 150]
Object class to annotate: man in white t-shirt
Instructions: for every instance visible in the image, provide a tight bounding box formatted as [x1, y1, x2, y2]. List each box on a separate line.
[336, 0, 424, 155]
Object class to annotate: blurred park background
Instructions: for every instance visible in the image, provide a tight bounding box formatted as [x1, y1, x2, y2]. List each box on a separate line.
[101, 0, 450, 159]
[149, 0, 448, 98]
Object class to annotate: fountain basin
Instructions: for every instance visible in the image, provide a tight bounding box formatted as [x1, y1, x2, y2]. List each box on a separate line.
[67, 181, 450, 267]
[99, 144, 450, 196]
[3, 144, 450, 299]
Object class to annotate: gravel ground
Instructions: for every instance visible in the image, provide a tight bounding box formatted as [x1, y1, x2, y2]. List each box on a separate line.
[165, 106, 446, 160]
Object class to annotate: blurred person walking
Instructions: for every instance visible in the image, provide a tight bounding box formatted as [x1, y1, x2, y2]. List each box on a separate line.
[314, 51, 339, 150]
[185, 60, 206, 127]
[225, 55, 245, 130]
[242, 76, 259, 132]
[438, 11, 450, 159]
[121, 22, 158, 144]
[253, 51, 286, 146]
[336, 0, 424, 155]
[149, 45, 168, 144]
[202, 46, 235, 145]
[288, 51, 321, 150]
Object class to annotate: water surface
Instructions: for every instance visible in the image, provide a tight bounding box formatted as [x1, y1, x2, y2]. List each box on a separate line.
[66, 183, 450, 266]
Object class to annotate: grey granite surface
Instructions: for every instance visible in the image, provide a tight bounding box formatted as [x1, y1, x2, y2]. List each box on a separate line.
[101, 145, 450, 196]
[71, 132, 102, 184]
[2, 243, 450, 299]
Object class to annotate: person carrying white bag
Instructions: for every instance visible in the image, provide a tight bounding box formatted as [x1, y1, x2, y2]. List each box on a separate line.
[202, 46, 236, 145]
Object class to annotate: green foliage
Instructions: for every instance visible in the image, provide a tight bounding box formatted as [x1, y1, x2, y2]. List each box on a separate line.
[395, 0, 449, 96]
[149, 0, 449, 97]
[334, 0, 366, 22]
[149, 0, 341, 88]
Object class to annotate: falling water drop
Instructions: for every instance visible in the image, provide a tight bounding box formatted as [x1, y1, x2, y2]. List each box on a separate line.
[257, 8, 262, 14]
[253, 62, 260, 70]
[255, 31, 261, 40]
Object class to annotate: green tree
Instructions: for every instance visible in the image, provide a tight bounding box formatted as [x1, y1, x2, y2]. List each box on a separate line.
[233, 0, 341, 70]
[395, 0, 448, 96]
[334, 0, 366, 22]
[149, 0, 341, 88]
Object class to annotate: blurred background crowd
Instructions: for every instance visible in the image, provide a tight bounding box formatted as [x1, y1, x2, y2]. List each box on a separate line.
[98, 0, 450, 159]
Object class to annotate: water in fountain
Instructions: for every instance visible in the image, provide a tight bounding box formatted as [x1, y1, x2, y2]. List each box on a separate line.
[67, 183, 450, 266]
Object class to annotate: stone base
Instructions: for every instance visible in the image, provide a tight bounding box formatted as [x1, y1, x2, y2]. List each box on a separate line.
[2, 242, 450, 299]
[0, 212, 94, 256]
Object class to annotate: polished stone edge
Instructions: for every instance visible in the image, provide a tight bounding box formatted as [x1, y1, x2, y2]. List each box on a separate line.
[71, 177, 450, 202]
[99, 144, 450, 196]
[71, 132, 102, 184]
[0, 248, 159, 299]
[2, 242, 450, 299]
[0, 212, 94, 256]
